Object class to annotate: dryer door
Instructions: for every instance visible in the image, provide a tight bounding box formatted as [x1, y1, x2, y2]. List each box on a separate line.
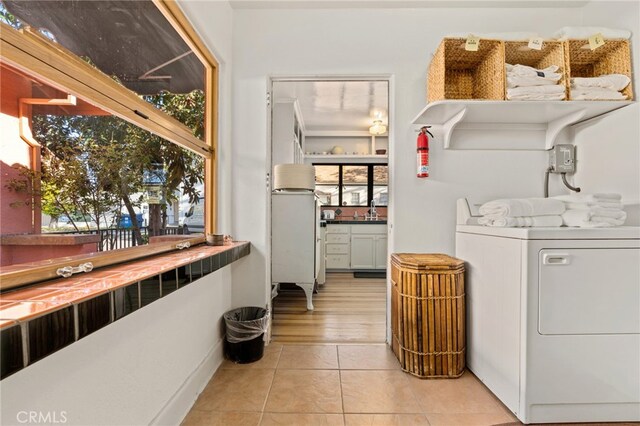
[538, 248, 640, 335]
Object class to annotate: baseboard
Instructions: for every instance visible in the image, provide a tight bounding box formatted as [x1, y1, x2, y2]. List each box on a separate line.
[150, 339, 225, 426]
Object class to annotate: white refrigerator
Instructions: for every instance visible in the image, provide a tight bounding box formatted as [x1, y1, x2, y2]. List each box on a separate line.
[271, 191, 321, 310]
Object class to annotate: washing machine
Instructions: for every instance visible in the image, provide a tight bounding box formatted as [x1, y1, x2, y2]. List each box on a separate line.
[455, 199, 640, 424]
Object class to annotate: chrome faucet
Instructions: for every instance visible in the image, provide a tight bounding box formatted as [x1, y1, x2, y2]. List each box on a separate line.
[368, 200, 378, 221]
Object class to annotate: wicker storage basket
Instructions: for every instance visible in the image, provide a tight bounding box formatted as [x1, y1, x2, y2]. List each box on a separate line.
[428, 38, 505, 101]
[564, 39, 633, 100]
[504, 40, 568, 100]
[391, 253, 465, 379]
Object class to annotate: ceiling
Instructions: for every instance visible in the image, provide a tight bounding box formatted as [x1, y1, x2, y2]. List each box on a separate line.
[273, 80, 389, 132]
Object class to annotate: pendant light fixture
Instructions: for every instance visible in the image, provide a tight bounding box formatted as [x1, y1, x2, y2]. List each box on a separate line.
[369, 119, 387, 136]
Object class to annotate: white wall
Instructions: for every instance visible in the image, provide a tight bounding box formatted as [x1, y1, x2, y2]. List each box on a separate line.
[1, 2, 238, 425]
[229, 6, 585, 305]
[571, 104, 640, 224]
[177, 1, 269, 310]
[571, 1, 640, 224]
[0, 267, 234, 426]
[175, 0, 263, 318]
[177, 0, 235, 234]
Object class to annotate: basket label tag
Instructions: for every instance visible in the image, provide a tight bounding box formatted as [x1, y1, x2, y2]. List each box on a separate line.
[528, 37, 544, 50]
[589, 33, 605, 50]
[465, 35, 480, 51]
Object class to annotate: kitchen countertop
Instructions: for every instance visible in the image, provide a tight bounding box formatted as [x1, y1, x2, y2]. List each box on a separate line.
[324, 219, 387, 225]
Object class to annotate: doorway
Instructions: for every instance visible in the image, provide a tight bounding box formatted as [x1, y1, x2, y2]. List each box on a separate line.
[267, 76, 392, 344]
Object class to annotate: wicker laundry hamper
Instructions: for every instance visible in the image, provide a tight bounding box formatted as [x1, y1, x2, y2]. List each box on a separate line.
[391, 253, 465, 378]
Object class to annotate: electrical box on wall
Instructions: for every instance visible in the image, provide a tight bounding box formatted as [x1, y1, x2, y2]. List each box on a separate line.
[549, 144, 576, 173]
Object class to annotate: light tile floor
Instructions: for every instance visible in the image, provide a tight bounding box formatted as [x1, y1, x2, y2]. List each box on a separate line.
[183, 344, 521, 426]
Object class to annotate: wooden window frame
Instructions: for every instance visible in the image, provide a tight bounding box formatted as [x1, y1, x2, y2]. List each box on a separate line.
[0, 0, 218, 290]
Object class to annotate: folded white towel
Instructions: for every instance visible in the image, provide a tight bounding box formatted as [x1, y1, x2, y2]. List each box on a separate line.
[479, 198, 566, 218]
[554, 26, 631, 40]
[561, 209, 627, 227]
[591, 215, 627, 225]
[508, 93, 566, 101]
[565, 201, 624, 210]
[554, 194, 624, 211]
[507, 85, 566, 101]
[562, 210, 595, 226]
[479, 215, 563, 228]
[590, 208, 627, 219]
[506, 64, 561, 79]
[570, 86, 627, 100]
[507, 93, 567, 101]
[509, 85, 566, 95]
[571, 74, 630, 92]
[507, 75, 561, 88]
[553, 193, 622, 203]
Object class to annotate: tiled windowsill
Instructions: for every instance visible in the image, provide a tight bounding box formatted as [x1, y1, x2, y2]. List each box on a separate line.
[0, 241, 250, 380]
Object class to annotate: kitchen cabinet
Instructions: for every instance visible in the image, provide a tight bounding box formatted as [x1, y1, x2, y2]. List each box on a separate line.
[272, 99, 305, 169]
[350, 225, 387, 270]
[326, 223, 387, 270]
[374, 235, 388, 269]
[325, 225, 350, 269]
[350, 235, 376, 269]
[317, 225, 326, 286]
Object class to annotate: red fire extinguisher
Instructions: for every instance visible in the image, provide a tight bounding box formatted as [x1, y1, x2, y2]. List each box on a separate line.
[417, 126, 434, 178]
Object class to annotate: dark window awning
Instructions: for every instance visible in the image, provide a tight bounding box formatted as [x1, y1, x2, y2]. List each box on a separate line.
[4, 0, 204, 95]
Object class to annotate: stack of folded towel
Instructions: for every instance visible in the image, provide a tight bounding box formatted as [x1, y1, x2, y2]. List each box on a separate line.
[506, 64, 566, 101]
[570, 74, 631, 100]
[478, 198, 565, 227]
[553, 193, 627, 227]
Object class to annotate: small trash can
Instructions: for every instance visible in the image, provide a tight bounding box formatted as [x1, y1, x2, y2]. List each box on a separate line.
[223, 307, 269, 364]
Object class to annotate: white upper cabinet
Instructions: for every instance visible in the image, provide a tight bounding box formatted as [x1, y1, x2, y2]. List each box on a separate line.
[272, 99, 305, 167]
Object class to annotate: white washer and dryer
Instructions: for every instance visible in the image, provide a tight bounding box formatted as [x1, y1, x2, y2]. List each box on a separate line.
[455, 199, 640, 424]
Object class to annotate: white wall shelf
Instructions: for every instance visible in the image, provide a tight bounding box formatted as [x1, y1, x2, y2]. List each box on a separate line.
[304, 154, 388, 164]
[305, 129, 388, 157]
[411, 100, 634, 150]
[305, 130, 373, 137]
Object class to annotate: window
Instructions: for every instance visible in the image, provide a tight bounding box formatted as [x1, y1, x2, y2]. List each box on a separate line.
[315, 165, 339, 206]
[314, 164, 388, 207]
[342, 166, 368, 206]
[0, 1, 219, 289]
[373, 165, 388, 206]
[1, 0, 206, 140]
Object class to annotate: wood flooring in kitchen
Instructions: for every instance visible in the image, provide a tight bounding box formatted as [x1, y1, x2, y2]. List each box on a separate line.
[271, 272, 386, 344]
